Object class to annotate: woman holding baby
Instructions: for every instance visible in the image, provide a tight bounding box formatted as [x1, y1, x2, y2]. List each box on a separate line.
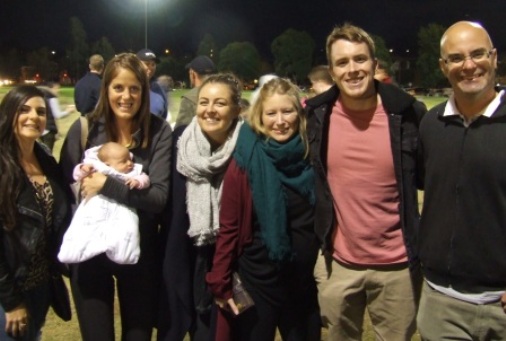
[60, 52, 172, 341]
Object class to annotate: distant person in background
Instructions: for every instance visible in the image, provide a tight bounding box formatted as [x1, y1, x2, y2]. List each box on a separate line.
[249, 74, 278, 106]
[74, 54, 104, 116]
[39, 81, 76, 151]
[157, 75, 174, 123]
[239, 98, 251, 120]
[137, 49, 168, 120]
[174, 55, 216, 128]
[308, 65, 334, 95]
[374, 59, 395, 85]
[157, 75, 173, 94]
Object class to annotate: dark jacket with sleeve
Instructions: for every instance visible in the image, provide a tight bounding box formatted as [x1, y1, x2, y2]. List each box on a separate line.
[151, 81, 168, 119]
[305, 81, 425, 269]
[59, 114, 172, 258]
[175, 87, 198, 128]
[0, 143, 73, 312]
[159, 125, 233, 341]
[418, 92, 506, 293]
[157, 125, 193, 341]
[74, 72, 102, 115]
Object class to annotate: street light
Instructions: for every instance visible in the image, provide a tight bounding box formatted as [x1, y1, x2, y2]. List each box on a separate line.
[143, 0, 148, 48]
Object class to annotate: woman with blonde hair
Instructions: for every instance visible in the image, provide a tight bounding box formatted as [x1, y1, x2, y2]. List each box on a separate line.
[207, 78, 321, 340]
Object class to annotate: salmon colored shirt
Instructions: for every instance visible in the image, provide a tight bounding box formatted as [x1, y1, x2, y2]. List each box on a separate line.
[327, 98, 407, 265]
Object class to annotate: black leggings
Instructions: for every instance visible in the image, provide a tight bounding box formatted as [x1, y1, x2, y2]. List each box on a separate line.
[231, 286, 321, 341]
[70, 254, 158, 341]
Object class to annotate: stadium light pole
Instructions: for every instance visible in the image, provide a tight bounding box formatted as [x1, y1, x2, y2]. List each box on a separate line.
[144, 0, 148, 48]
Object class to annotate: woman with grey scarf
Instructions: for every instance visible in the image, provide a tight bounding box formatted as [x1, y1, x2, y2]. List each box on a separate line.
[158, 73, 243, 341]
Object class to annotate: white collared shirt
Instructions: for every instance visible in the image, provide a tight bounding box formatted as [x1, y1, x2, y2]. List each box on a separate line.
[443, 90, 505, 127]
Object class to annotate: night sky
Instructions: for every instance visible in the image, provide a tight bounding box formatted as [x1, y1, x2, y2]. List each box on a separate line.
[1, 0, 505, 62]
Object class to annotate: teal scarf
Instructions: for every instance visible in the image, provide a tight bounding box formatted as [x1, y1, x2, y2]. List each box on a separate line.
[234, 123, 315, 262]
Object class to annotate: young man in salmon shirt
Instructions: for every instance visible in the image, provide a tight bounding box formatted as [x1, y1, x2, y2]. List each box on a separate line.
[305, 23, 426, 341]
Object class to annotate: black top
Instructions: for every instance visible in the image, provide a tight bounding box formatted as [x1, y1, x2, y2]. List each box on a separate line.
[238, 185, 318, 306]
[418, 94, 506, 292]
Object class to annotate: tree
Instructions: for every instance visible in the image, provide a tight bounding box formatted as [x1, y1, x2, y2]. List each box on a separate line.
[91, 37, 115, 63]
[26, 47, 58, 82]
[271, 29, 315, 83]
[67, 17, 89, 80]
[416, 23, 447, 88]
[157, 55, 188, 83]
[197, 34, 218, 64]
[0, 48, 23, 80]
[371, 34, 392, 66]
[218, 42, 261, 82]
[497, 56, 506, 84]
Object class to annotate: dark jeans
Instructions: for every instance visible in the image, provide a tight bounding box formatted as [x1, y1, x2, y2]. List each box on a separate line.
[0, 282, 51, 341]
[70, 254, 158, 341]
[232, 286, 321, 341]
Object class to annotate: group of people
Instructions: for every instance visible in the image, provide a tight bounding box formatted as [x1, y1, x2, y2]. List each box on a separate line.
[0, 19, 504, 341]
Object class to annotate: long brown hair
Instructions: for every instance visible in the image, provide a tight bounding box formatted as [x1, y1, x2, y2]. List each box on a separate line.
[0, 85, 46, 231]
[90, 53, 151, 148]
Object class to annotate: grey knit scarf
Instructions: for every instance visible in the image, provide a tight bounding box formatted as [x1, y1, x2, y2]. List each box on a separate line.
[177, 116, 243, 246]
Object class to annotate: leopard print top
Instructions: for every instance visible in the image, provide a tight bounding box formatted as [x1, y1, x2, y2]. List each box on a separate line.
[22, 177, 53, 290]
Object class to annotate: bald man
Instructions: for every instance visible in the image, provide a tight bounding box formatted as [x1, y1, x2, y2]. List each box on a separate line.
[417, 21, 506, 340]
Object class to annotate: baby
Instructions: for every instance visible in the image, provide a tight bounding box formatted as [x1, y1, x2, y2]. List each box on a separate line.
[58, 142, 150, 265]
[74, 142, 149, 190]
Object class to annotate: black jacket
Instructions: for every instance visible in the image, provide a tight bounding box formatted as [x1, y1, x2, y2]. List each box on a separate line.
[0, 143, 73, 311]
[158, 125, 197, 341]
[418, 92, 506, 292]
[305, 82, 425, 268]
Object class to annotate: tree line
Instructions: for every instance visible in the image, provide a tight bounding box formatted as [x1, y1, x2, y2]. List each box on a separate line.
[1, 17, 505, 88]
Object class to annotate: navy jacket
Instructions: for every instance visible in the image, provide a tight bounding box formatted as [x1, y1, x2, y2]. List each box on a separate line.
[74, 72, 101, 115]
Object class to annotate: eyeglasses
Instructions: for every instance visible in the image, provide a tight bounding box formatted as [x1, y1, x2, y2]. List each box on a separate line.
[442, 49, 495, 66]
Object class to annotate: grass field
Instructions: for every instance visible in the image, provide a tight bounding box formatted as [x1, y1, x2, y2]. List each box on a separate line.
[0, 86, 444, 340]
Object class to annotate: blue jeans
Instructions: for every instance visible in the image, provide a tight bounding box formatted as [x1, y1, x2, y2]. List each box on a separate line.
[0, 282, 51, 341]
